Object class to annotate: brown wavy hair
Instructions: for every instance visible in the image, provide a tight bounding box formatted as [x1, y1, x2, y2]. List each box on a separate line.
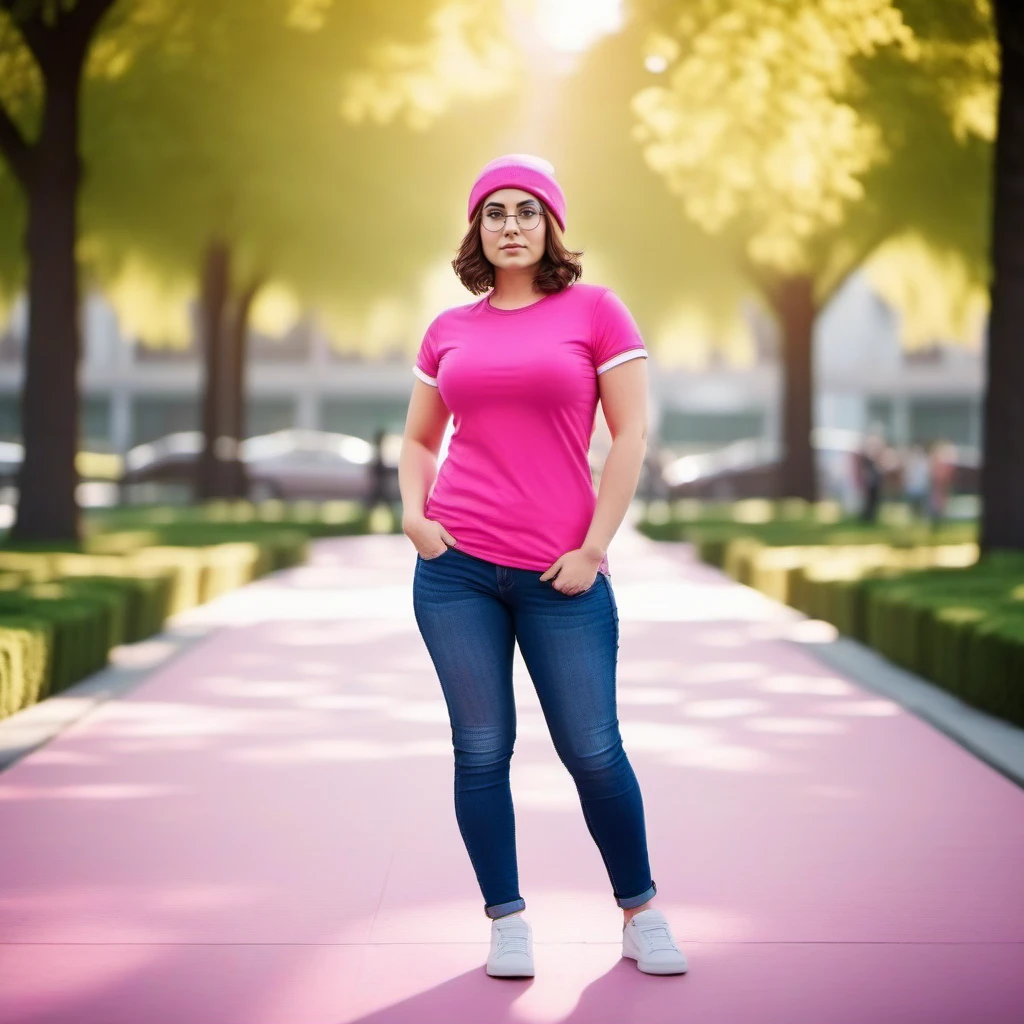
[452, 200, 584, 295]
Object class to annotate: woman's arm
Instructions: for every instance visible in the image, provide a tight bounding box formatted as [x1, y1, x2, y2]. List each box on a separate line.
[399, 379, 449, 526]
[581, 357, 649, 561]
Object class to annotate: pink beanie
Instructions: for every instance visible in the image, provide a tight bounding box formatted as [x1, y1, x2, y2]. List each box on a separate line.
[468, 154, 567, 232]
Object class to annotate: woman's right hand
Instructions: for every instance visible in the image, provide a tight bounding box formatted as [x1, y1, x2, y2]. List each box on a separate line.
[403, 515, 457, 559]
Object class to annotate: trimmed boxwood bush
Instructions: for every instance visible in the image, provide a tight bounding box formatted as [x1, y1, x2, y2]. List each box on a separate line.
[0, 615, 53, 717]
[858, 568, 1024, 709]
[0, 586, 114, 700]
[661, 507, 1024, 729]
[967, 613, 1024, 723]
[0, 507, 318, 722]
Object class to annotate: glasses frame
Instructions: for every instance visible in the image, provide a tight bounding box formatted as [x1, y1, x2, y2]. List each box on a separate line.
[480, 205, 545, 232]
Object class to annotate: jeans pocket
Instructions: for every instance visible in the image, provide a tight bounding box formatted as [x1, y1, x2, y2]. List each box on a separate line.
[420, 545, 453, 561]
[556, 579, 596, 597]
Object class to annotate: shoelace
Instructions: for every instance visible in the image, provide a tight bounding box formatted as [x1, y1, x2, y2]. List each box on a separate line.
[495, 924, 530, 956]
[632, 920, 679, 954]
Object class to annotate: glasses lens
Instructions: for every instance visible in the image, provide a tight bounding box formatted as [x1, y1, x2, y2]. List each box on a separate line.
[518, 208, 540, 229]
[482, 210, 506, 231]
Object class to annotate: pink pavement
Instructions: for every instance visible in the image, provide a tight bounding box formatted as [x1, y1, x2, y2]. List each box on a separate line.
[0, 525, 1022, 1024]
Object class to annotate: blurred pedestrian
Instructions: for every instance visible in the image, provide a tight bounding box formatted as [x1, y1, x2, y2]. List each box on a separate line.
[902, 441, 930, 520]
[856, 432, 885, 523]
[927, 439, 955, 527]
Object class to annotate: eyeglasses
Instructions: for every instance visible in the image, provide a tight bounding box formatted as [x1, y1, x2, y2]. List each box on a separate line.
[481, 206, 543, 232]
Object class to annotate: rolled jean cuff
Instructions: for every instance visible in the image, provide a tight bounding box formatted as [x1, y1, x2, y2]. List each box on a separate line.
[615, 880, 657, 909]
[485, 897, 526, 920]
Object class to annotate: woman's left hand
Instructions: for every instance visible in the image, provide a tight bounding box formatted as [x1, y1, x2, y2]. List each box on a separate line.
[540, 547, 603, 595]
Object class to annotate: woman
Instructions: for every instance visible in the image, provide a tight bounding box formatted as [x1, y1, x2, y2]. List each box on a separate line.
[399, 154, 688, 979]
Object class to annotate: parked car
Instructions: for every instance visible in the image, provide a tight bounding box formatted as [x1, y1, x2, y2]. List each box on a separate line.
[660, 430, 980, 502]
[119, 428, 401, 503]
[661, 437, 782, 500]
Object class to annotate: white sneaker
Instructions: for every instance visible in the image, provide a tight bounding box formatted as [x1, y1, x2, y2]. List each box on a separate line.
[485, 912, 535, 977]
[622, 908, 688, 975]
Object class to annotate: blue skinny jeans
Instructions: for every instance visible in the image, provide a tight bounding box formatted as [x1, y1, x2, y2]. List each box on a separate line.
[412, 543, 657, 920]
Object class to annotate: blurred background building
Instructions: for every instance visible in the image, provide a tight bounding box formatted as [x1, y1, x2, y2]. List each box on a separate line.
[0, 266, 983, 459]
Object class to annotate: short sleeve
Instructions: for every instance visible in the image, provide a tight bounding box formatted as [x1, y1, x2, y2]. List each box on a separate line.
[412, 317, 440, 387]
[591, 289, 648, 375]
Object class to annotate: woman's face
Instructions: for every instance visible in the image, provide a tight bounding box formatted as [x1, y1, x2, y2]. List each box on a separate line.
[478, 188, 547, 273]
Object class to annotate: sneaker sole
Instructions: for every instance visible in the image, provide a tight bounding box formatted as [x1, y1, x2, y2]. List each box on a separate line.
[622, 950, 689, 975]
[622, 931, 689, 975]
[486, 961, 535, 978]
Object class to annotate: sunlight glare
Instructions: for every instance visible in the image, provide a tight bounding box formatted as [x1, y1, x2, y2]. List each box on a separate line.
[527, 0, 623, 54]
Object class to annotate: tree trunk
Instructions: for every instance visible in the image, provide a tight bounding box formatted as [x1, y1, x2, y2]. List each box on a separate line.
[224, 280, 261, 499]
[195, 239, 231, 501]
[768, 275, 818, 502]
[980, 0, 1024, 553]
[9, 63, 85, 542]
[0, 0, 116, 544]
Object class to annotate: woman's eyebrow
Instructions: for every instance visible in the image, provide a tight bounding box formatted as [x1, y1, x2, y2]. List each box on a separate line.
[483, 199, 540, 209]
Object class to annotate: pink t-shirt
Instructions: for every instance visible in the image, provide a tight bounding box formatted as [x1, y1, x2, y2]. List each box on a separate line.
[412, 281, 648, 578]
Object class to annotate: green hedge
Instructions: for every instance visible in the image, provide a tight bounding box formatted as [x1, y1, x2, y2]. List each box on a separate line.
[83, 497, 387, 540]
[0, 615, 53, 718]
[642, 508, 1024, 729]
[0, 507, 325, 723]
[855, 567, 1024, 724]
[0, 585, 115, 702]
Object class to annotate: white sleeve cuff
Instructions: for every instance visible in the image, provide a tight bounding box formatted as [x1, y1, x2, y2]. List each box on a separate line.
[596, 349, 648, 375]
[412, 365, 439, 387]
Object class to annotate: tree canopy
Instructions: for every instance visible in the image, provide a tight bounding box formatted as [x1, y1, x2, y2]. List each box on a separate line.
[629, 0, 996, 312]
[0, 0, 1000, 360]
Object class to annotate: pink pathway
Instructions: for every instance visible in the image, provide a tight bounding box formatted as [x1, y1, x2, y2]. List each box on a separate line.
[0, 526, 1022, 1024]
